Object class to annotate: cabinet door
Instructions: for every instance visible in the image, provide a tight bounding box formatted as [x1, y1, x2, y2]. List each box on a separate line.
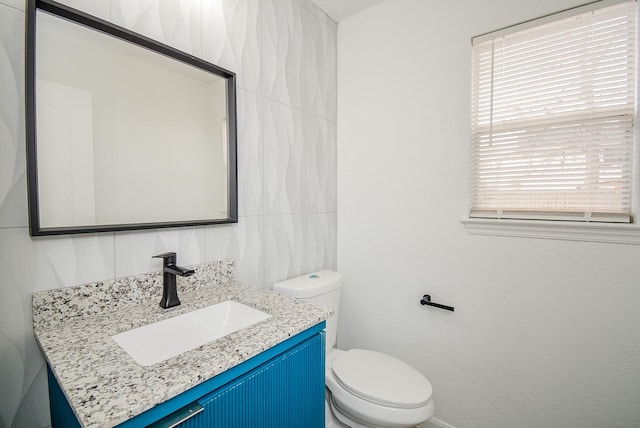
[182, 332, 325, 428]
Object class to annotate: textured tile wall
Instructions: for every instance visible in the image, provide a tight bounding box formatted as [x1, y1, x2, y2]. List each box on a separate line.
[0, 0, 337, 426]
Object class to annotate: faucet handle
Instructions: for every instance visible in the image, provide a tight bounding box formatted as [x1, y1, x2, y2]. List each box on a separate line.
[153, 252, 177, 265]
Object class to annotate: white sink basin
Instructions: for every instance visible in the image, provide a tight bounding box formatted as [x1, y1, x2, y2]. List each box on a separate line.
[112, 301, 272, 366]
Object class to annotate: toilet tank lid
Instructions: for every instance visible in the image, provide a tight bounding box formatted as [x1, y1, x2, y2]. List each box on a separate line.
[273, 270, 341, 298]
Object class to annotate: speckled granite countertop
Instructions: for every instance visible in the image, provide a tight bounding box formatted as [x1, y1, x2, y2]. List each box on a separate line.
[33, 260, 332, 428]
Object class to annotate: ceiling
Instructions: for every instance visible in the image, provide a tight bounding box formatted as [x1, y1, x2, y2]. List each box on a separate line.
[309, 0, 385, 22]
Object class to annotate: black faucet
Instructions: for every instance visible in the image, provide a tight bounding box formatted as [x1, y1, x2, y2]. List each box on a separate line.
[152, 252, 195, 309]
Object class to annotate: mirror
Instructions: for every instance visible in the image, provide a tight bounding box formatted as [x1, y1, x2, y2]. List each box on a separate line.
[26, 0, 237, 236]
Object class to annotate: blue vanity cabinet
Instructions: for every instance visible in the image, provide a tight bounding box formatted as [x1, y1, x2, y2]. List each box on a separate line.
[179, 331, 325, 428]
[48, 323, 325, 428]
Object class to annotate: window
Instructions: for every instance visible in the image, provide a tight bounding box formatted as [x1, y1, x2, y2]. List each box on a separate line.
[470, 0, 637, 224]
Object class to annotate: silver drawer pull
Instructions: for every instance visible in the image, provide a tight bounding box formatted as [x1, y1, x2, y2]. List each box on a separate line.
[147, 402, 204, 428]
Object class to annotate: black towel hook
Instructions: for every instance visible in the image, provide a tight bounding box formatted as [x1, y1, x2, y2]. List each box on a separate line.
[420, 294, 454, 312]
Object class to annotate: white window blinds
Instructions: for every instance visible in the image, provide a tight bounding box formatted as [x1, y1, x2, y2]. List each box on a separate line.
[470, 0, 637, 223]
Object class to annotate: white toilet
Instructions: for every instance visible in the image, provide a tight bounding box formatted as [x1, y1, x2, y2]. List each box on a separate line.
[273, 270, 434, 428]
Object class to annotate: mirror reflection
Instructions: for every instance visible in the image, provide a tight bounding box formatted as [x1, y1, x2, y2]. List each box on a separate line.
[27, 2, 237, 235]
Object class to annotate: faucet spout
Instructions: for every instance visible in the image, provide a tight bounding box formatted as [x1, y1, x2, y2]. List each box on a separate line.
[164, 265, 195, 277]
[152, 252, 195, 309]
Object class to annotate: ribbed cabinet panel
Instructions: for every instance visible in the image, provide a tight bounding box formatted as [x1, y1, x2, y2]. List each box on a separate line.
[181, 332, 325, 428]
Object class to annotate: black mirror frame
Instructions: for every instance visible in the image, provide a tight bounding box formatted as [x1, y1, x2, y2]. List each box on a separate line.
[25, 0, 238, 236]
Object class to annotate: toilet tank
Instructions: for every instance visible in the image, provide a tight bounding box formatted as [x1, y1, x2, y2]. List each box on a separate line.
[273, 270, 341, 350]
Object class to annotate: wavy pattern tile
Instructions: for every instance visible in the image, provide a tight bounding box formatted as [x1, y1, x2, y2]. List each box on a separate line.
[0, 4, 26, 229]
[297, 0, 336, 24]
[0, 0, 24, 10]
[264, 99, 305, 215]
[114, 228, 205, 278]
[202, 0, 262, 93]
[303, 111, 337, 212]
[0, 0, 336, 426]
[264, 214, 305, 286]
[237, 89, 264, 217]
[0, 228, 115, 427]
[263, 0, 305, 111]
[205, 216, 264, 288]
[264, 0, 337, 121]
[300, 4, 337, 121]
[304, 213, 337, 273]
[111, 0, 202, 56]
[54, 0, 111, 20]
[263, 101, 337, 216]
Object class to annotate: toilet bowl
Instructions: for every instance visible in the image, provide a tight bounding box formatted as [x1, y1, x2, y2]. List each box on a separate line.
[326, 348, 433, 428]
[273, 271, 434, 428]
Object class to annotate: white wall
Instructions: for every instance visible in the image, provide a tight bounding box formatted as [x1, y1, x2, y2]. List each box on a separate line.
[0, 0, 336, 426]
[337, 1, 640, 427]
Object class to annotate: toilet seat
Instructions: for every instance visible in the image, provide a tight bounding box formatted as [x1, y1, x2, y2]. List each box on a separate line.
[332, 349, 432, 409]
[326, 349, 434, 427]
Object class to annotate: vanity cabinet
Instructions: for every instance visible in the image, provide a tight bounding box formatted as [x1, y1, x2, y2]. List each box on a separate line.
[48, 325, 325, 428]
[179, 331, 324, 428]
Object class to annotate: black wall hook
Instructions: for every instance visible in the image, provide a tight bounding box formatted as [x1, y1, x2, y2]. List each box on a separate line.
[420, 294, 454, 312]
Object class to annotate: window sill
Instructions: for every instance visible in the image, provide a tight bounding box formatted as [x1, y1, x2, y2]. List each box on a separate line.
[461, 217, 640, 245]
